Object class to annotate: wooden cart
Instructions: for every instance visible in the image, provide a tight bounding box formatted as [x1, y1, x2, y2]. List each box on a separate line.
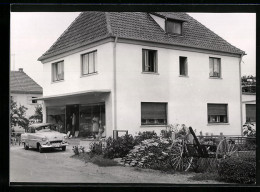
[169, 127, 238, 171]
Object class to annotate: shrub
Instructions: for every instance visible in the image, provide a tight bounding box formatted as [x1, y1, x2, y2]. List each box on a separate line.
[90, 155, 118, 167]
[134, 131, 158, 145]
[218, 156, 256, 184]
[89, 141, 103, 155]
[103, 134, 136, 159]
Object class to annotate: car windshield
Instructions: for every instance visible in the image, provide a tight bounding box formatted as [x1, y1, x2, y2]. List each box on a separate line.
[35, 125, 58, 132]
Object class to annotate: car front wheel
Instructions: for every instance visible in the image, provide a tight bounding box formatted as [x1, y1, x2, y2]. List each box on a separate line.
[61, 146, 66, 151]
[24, 143, 29, 150]
[38, 144, 43, 153]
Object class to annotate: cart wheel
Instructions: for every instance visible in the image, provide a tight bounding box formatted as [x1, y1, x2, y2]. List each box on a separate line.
[170, 141, 193, 172]
[216, 138, 238, 159]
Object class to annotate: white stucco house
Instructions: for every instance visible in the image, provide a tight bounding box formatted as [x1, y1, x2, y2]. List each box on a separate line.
[242, 87, 256, 125]
[37, 12, 245, 137]
[10, 68, 43, 119]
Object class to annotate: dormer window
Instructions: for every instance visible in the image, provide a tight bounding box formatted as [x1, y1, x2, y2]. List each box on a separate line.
[165, 20, 182, 35]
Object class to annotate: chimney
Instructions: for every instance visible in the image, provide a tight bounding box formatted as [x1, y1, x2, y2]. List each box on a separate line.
[19, 68, 23, 72]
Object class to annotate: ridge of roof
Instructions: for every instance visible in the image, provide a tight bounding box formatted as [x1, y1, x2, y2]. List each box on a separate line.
[10, 70, 43, 94]
[38, 12, 245, 62]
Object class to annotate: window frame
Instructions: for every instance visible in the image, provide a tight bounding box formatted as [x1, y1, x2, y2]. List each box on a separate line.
[141, 102, 168, 126]
[142, 49, 158, 73]
[52, 60, 64, 82]
[209, 57, 221, 78]
[81, 50, 97, 76]
[165, 19, 183, 35]
[179, 56, 188, 76]
[207, 103, 228, 124]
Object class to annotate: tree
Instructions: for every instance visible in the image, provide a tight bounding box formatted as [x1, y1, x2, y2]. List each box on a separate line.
[29, 105, 43, 123]
[10, 97, 29, 130]
[241, 75, 256, 93]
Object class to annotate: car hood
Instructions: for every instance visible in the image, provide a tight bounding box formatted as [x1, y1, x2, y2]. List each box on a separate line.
[35, 131, 66, 141]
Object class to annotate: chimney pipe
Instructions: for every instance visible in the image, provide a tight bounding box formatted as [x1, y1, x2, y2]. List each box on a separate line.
[19, 68, 23, 72]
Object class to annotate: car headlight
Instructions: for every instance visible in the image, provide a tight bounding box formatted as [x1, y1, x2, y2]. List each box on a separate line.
[42, 137, 48, 141]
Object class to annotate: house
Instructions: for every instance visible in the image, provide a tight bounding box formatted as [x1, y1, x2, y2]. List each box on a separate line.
[37, 12, 245, 137]
[10, 68, 43, 119]
[242, 86, 256, 125]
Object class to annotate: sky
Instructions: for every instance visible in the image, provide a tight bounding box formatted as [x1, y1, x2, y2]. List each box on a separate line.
[10, 12, 256, 87]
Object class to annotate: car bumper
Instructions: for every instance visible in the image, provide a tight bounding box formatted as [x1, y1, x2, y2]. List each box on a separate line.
[41, 142, 69, 148]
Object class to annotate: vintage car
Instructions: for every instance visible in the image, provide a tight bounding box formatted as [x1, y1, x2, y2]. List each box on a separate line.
[21, 123, 69, 153]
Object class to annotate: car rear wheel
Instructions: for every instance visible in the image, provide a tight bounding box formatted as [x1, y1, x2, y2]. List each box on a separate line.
[61, 146, 66, 151]
[24, 143, 29, 150]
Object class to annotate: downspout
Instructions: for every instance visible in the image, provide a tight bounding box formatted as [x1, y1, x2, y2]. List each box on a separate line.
[113, 36, 118, 131]
[239, 53, 244, 135]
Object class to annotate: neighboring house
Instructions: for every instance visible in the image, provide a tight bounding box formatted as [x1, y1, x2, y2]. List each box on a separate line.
[10, 68, 43, 119]
[242, 86, 256, 124]
[37, 12, 245, 137]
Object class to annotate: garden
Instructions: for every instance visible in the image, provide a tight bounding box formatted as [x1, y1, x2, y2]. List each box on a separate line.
[71, 123, 256, 184]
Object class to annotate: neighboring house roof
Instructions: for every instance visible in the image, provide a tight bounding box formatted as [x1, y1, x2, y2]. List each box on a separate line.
[10, 69, 43, 94]
[38, 12, 245, 61]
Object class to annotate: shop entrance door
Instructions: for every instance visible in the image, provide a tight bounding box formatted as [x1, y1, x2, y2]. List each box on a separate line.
[66, 104, 79, 136]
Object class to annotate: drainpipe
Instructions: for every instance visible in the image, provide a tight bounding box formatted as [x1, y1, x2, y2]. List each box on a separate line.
[239, 53, 244, 135]
[113, 36, 118, 132]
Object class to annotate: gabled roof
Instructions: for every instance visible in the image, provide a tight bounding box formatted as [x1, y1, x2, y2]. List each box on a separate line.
[10, 70, 43, 94]
[38, 12, 245, 61]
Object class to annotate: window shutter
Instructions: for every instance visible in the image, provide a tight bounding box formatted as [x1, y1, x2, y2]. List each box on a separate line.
[246, 104, 256, 122]
[141, 103, 166, 119]
[208, 104, 227, 115]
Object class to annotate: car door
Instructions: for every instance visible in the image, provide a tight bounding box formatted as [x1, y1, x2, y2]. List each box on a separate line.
[28, 128, 38, 148]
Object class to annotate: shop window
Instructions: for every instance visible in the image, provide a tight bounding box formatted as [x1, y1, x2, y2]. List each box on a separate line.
[208, 104, 228, 123]
[46, 106, 65, 133]
[141, 102, 167, 125]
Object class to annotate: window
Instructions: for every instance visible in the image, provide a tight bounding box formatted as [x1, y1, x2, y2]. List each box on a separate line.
[179, 56, 188, 76]
[208, 104, 228, 123]
[166, 20, 182, 35]
[142, 49, 157, 73]
[82, 51, 97, 75]
[209, 57, 221, 78]
[52, 61, 64, 82]
[246, 104, 256, 122]
[141, 102, 167, 125]
[27, 96, 37, 104]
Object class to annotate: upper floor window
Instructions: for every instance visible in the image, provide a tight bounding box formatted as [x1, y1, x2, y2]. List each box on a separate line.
[141, 102, 167, 125]
[208, 104, 228, 123]
[166, 20, 182, 35]
[209, 57, 221, 78]
[179, 56, 188, 76]
[142, 49, 157, 73]
[52, 61, 64, 82]
[82, 50, 97, 75]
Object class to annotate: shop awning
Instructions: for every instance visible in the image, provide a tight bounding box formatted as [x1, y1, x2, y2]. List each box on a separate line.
[32, 89, 111, 101]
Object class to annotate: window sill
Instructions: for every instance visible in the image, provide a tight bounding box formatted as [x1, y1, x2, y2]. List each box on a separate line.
[179, 75, 189, 78]
[209, 77, 222, 79]
[140, 125, 167, 128]
[207, 123, 230, 126]
[141, 72, 159, 75]
[81, 72, 98, 78]
[51, 80, 64, 84]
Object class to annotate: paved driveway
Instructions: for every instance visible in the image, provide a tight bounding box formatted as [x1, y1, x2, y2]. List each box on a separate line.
[10, 144, 227, 184]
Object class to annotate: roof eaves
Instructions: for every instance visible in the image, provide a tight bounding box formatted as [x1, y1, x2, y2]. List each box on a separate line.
[38, 35, 112, 62]
[38, 12, 83, 61]
[117, 36, 244, 56]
